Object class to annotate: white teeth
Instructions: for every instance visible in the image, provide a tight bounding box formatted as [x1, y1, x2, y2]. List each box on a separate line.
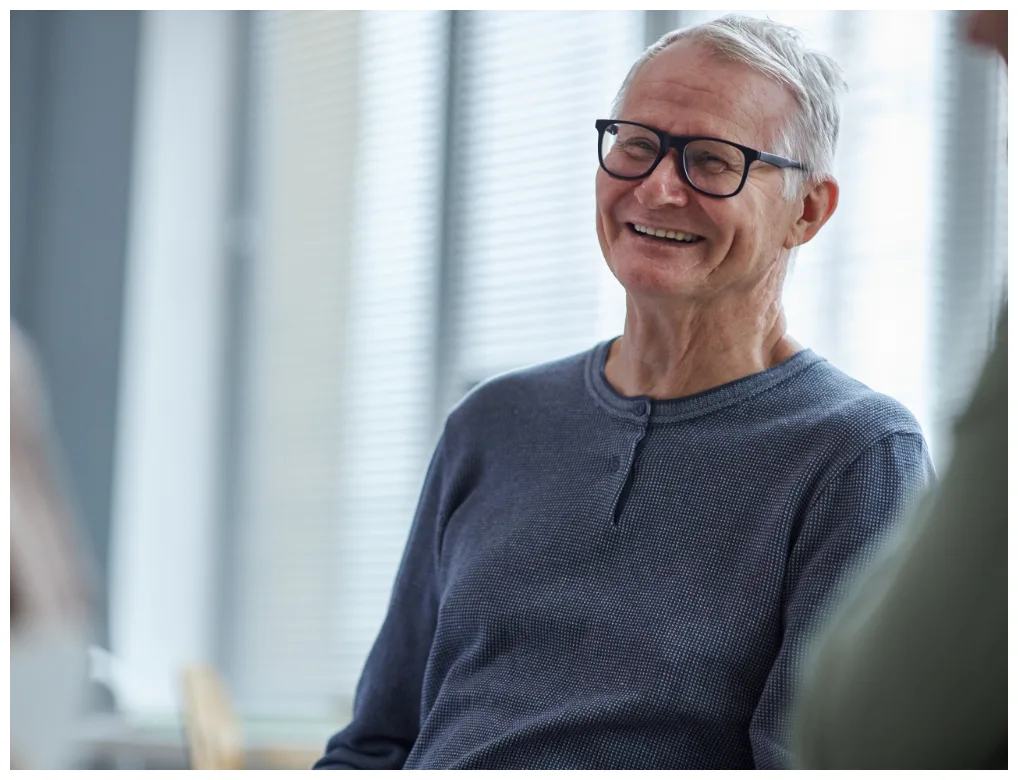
[633, 224, 699, 243]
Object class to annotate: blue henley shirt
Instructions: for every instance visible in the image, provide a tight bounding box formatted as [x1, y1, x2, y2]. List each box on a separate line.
[315, 340, 934, 770]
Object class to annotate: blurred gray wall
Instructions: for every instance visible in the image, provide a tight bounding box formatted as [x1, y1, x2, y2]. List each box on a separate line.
[10, 10, 141, 646]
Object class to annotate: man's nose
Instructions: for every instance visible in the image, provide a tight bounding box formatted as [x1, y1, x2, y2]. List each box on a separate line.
[634, 150, 692, 208]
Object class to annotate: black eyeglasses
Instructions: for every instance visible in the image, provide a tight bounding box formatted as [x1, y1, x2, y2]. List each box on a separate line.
[595, 119, 805, 198]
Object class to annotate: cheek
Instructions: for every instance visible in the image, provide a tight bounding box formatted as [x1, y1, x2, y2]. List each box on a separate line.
[596, 211, 609, 259]
[707, 193, 766, 243]
[595, 180, 612, 258]
[724, 203, 791, 262]
[595, 170, 624, 241]
[697, 201, 736, 253]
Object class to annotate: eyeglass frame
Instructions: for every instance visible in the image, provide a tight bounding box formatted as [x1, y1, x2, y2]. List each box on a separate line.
[595, 118, 806, 199]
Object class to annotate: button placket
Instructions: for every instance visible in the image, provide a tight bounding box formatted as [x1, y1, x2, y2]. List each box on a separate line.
[607, 403, 652, 527]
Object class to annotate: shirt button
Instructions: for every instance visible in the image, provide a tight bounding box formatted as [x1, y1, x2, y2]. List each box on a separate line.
[608, 454, 621, 473]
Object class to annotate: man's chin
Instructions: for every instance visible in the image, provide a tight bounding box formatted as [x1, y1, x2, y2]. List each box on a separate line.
[610, 255, 712, 300]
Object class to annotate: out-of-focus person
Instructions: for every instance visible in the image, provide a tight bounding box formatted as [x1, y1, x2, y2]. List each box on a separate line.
[791, 9, 1007, 770]
[11, 321, 95, 769]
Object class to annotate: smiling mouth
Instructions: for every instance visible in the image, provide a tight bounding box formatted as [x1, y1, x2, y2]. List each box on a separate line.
[628, 223, 704, 244]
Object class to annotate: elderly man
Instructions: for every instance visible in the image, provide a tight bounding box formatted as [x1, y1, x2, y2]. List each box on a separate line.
[316, 15, 933, 770]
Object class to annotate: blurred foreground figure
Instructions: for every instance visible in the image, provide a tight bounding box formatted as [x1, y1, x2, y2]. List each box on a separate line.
[11, 322, 94, 769]
[792, 10, 1007, 769]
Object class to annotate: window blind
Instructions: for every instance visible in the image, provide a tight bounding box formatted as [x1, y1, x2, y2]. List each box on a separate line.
[228, 10, 364, 720]
[329, 10, 448, 710]
[442, 11, 644, 406]
[231, 10, 447, 720]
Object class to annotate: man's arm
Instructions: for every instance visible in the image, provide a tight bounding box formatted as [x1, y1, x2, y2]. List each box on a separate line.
[748, 431, 934, 769]
[792, 309, 1007, 768]
[314, 433, 450, 769]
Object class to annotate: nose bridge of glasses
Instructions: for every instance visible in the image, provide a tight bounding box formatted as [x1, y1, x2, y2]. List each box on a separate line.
[640, 146, 693, 201]
[651, 140, 693, 189]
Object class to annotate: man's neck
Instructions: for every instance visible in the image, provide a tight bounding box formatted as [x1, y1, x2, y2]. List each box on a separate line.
[604, 293, 800, 400]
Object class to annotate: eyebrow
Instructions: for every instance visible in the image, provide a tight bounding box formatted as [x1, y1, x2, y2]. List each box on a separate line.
[617, 117, 749, 148]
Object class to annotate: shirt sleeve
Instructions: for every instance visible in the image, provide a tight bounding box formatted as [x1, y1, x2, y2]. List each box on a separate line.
[747, 430, 935, 769]
[314, 432, 450, 770]
[791, 308, 1007, 769]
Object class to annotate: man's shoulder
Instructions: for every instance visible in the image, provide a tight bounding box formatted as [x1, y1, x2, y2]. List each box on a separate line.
[788, 358, 929, 460]
[444, 345, 597, 434]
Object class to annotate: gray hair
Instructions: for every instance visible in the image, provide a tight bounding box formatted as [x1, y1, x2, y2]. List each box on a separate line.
[611, 14, 847, 199]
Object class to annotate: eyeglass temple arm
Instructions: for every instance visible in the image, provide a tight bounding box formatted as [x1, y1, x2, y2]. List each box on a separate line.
[758, 150, 805, 170]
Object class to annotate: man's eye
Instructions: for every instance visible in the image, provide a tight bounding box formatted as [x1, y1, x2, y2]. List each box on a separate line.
[620, 138, 658, 154]
[691, 153, 730, 170]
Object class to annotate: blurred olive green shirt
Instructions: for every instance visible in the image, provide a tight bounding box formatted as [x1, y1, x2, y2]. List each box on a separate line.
[793, 306, 1007, 769]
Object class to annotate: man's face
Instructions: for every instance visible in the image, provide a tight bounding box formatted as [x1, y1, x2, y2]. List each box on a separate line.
[596, 41, 806, 302]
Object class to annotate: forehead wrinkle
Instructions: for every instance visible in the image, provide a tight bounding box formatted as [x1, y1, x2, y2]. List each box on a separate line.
[626, 85, 769, 148]
[625, 59, 791, 150]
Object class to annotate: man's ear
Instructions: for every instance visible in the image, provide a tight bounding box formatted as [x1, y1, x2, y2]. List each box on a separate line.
[784, 177, 839, 250]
